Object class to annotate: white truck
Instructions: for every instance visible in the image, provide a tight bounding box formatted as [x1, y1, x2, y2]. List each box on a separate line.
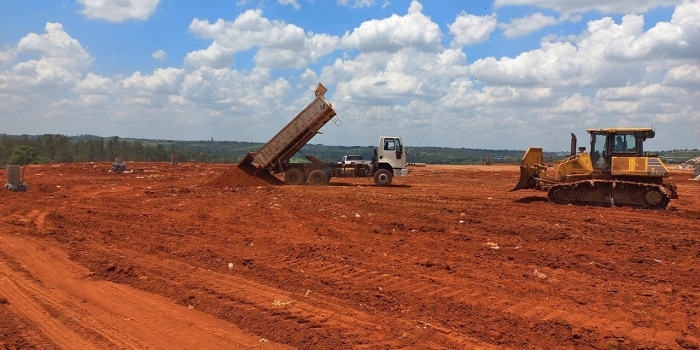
[339, 155, 372, 166]
[238, 83, 409, 186]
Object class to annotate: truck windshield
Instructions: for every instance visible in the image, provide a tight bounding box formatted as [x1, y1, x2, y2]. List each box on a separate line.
[346, 156, 362, 160]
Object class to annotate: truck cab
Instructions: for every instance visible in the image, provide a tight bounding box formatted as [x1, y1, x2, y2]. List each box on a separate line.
[374, 136, 409, 180]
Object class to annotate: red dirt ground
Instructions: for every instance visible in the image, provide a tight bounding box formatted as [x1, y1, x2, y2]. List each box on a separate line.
[1, 162, 698, 349]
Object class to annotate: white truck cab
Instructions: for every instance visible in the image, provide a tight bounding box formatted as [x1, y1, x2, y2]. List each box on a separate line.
[376, 136, 409, 178]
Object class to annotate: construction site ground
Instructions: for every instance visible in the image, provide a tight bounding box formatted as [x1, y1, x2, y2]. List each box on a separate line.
[1, 163, 699, 349]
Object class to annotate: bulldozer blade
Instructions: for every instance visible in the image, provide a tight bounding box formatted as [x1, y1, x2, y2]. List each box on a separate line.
[510, 165, 538, 191]
[509, 148, 544, 192]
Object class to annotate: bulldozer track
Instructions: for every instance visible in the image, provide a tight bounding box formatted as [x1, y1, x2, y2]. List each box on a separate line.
[548, 179, 671, 209]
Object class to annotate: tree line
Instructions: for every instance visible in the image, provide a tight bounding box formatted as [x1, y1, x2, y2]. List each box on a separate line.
[3, 133, 629, 166]
[0, 134, 192, 166]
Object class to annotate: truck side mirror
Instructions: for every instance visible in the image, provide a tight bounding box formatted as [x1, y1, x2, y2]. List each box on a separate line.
[374, 149, 377, 156]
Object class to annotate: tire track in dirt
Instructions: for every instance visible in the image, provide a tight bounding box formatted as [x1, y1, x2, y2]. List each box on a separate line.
[0, 298, 59, 349]
[0, 233, 292, 350]
[263, 249, 689, 349]
[0, 251, 107, 349]
[81, 243, 495, 350]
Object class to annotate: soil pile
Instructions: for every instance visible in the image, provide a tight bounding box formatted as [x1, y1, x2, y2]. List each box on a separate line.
[208, 163, 284, 187]
[676, 156, 700, 170]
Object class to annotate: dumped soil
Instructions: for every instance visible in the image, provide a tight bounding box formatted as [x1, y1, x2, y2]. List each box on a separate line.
[1, 162, 699, 349]
[209, 163, 285, 187]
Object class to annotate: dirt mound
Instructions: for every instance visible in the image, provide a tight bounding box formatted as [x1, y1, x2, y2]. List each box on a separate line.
[208, 163, 284, 187]
[675, 156, 700, 170]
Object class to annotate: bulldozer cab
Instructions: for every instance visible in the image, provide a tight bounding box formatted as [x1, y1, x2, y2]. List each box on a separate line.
[588, 128, 654, 171]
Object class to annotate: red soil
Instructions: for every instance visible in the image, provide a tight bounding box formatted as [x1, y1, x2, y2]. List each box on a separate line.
[209, 163, 285, 187]
[1, 162, 698, 349]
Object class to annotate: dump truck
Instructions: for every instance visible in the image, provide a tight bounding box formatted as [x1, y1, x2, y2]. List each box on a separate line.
[510, 128, 678, 209]
[239, 83, 408, 186]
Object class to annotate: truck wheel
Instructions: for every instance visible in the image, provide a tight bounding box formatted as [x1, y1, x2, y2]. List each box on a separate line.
[307, 170, 328, 186]
[284, 168, 305, 185]
[373, 169, 393, 186]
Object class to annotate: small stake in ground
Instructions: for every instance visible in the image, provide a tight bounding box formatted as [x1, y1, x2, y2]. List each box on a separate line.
[112, 157, 126, 172]
[5, 165, 28, 192]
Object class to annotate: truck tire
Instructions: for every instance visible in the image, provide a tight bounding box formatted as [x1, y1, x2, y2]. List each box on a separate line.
[373, 169, 393, 186]
[307, 170, 328, 186]
[284, 168, 305, 185]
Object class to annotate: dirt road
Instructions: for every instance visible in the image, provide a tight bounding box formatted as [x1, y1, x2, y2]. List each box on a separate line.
[1, 163, 698, 349]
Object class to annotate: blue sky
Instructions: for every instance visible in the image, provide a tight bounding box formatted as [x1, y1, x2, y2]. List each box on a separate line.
[0, 0, 698, 151]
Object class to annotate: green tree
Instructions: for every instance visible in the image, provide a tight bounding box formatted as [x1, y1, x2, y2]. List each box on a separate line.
[9, 145, 41, 165]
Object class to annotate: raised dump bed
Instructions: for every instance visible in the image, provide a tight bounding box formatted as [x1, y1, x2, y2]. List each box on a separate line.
[239, 83, 337, 173]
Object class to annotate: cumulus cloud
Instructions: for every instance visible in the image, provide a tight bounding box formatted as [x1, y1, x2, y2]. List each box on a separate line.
[77, 0, 160, 22]
[1, 2, 699, 150]
[120, 68, 186, 96]
[470, 2, 700, 89]
[493, 0, 682, 15]
[337, 0, 376, 7]
[0, 23, 92, 91]
[499, 12, 560, 38]
[662, 64, 700, 87]
[604, 2, 700, 61]
[74, 73, 114, 94]
[185, 10, 339, 69]
[340, 1, 443, 53]
[278, 0, 301, 9]
[0, 47, 17, 67]
[318, 47, 469, 113]
[448, 12, 498, 47]
[152, 50, 168, 60]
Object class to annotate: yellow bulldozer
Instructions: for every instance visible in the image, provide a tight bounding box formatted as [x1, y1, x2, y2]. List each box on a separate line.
[510, 128, 678, 209]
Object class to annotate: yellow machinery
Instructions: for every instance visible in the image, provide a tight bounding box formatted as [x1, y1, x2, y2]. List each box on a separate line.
[511, 128, 678, 209]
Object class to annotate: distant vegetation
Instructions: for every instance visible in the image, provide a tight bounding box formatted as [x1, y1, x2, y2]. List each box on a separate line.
[1, 134, 698, 167]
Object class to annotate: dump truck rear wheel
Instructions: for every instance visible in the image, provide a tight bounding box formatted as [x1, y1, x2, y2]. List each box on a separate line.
[374, 169, 393, 186]
[307, 170, 328, 186]
[284, 168, 305, 185]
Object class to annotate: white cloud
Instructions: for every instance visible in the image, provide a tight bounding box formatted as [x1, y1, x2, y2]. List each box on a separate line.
[470, 2, 700, 89]
[76, 94, 110, 107]
[1, 3, 699, 151]
[604, 2, 700, 61]
[74, 73, 114, 94]
[0, 47, 17, 67]
[499, 12, 560, 38]
[77, 0, 160, 22]
[337, 0, 376, 7]
[278, 0, 301, 9]
[663, 64, 700, 87]
[493, 0, 682, 14]
[120, 68, 186, 96]
[152, 50, 168, 60]
[448, 12, 498, 47]
[299, 69, 319, 86]
[185, 10, 339, 69]
[320, 48, 468, 106]
[340, 1, 443, 53]
[0, 23, 92, 91]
